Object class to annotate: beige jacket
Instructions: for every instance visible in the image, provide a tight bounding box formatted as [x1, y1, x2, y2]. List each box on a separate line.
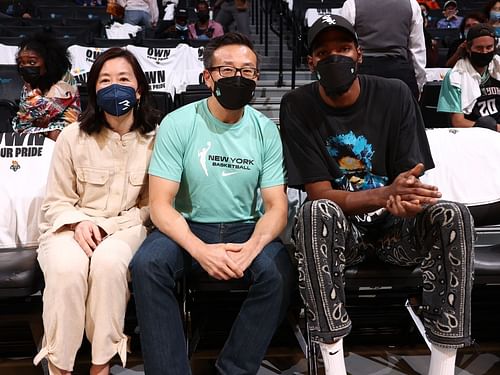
[39, 122, 155, 237]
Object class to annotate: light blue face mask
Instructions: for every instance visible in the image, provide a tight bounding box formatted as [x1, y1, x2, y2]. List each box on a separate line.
[490, 10, 500, 22]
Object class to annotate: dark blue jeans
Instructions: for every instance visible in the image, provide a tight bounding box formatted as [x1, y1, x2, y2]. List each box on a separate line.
[129, 222, 294, 375]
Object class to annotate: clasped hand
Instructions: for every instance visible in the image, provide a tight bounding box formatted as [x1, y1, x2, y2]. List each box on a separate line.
[385, 163, 441, 218]
[196, 241, 258, 281]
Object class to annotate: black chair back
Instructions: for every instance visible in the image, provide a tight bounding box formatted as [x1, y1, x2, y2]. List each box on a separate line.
[150, 91, 174, 118]
[0, 99, 17, 133]
[419, 82, 449, 128]
[92, 37, 133, 48]
[177, 84, 211, 108]
[0, 65, 24, 102]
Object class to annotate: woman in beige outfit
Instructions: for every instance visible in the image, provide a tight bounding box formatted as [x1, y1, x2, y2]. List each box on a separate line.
[34, 48, 161, 375]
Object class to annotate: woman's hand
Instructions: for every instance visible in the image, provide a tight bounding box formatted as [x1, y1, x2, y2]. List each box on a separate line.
[72, 221, 103, 257]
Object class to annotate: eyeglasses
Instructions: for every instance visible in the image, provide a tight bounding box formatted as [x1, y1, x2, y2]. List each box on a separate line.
[209, 65, 259, 79]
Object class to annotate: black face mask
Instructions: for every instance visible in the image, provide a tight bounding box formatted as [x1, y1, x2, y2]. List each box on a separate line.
[18, 66, 41, 86]
[315, 54, 357, 98]
[198, 11, 210, 23]
[469, 51, 495, 68]
[213, 76, 256, 110]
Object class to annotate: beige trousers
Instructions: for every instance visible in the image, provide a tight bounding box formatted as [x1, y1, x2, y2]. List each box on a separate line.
[34, 224, 147, 374]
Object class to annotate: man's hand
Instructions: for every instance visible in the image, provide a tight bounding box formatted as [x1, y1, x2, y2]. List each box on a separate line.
[386, 195, 424, 218]
[72, 220, 103, 257]
[386, 164, 441, 205]
[225, 241, 260, 276]
[385, 164, 441, 218]
[195, 243, 244, 280]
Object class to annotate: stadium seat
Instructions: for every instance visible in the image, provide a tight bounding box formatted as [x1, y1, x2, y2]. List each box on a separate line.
[49, 25, 94, 45]
[0, 99, 17, 133]
[177, 84, 211, 108]
[0, 65, 24, 103]
[419, 81, 449, 128]
[0, 36, 24, 46]
[92, 37, 134, 48]
[150, 91, 174, 118]
[72, 6, 111, 22]
[0, 25, 46, 38]
[141, 38, 183, 48]
[35, 5, 76, 19]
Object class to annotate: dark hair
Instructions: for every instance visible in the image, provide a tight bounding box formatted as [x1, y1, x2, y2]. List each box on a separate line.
[460, 12, 488, 36]
[196, 0, 209, 8]
[484, 0, 500, 16]
[203, 32, 261, 69]
[16, 32, 70, 93]
[79, 48, 160, 135]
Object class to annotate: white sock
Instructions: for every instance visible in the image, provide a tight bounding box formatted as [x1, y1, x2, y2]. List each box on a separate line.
[319, 338, 347, 375]
[428, 344, 457, 375]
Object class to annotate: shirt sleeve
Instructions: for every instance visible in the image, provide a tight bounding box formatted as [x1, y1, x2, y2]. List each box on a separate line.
[259, 121, 286, 188]
[409, 0, 427, 92]
[340, 0, 356, 24]
[40, 128, 93, 233]
[388, 82, 435, 179]
[437, 70, 462, 113]
[279, 89, 334, 190]
[148, 115, 185, 182]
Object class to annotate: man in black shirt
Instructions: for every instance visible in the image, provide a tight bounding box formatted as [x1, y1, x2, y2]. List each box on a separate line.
[280, 14, 475, 375]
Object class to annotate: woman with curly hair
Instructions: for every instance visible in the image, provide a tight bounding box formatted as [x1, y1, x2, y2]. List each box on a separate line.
[12, 32, 80, 141]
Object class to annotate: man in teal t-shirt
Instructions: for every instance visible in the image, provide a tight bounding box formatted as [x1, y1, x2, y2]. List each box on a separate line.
[130, 32, 294, 375]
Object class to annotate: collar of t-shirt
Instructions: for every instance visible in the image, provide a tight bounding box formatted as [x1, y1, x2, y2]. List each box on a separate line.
[315, 77, 365, 116]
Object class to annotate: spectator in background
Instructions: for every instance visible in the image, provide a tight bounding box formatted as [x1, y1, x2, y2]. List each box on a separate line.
[155, 7, 190, 40]
[341, 0, 426, 99]
[214, 0, 250, 36]
[438, 23, 500, 132]
[446, 12, 487, 67]
[2, 0, 33, 18]
[484, 0, 500, 37]
[120, 0, 159, 28]
[33, 47, 160, 375]
[280, 15, 475, 375]
[421, 3, 440, 67]
[12, 33, 80, 141]
[436, 0, 463, 29]
[188, 0, 224, 40]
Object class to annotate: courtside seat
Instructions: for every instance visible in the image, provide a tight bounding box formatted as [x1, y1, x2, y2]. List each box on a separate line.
[0, 247, 43, 298]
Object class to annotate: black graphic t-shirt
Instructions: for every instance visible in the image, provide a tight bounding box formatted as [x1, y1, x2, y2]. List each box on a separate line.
[467, 75, 500, 122]
[280, 75, 434, 225]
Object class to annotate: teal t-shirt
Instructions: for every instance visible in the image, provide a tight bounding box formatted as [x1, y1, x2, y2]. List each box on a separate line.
[149, 99, 286, 223]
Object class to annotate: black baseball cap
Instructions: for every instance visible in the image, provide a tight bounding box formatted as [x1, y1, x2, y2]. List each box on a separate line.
[307, 14, 358, 52]
[466, 23, 495, 42]
[175, 7, 188, 18]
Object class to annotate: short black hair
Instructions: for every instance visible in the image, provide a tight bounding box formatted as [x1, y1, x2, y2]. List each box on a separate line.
[16, 32, 71, 93]
[79, 48, 160, 135]
[202, 32, 260, 69]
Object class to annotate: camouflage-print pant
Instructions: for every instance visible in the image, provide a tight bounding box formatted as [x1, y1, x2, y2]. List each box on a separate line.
[294, 199, 475, 348]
